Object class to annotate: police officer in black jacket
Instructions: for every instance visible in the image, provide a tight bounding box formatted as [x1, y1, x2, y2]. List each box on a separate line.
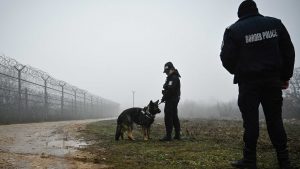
[160, 62, 181, 141]
[220, 0, 295, 169]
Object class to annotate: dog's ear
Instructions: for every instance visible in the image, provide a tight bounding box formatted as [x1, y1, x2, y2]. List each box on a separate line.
[149, 100, 153, 105]
[155, 100, 159, 105]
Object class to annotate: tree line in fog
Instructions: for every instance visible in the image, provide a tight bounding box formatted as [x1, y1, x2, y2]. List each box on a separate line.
[178, 68, 300, 120]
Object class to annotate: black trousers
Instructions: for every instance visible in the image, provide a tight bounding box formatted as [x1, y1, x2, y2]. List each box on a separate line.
[238, 80, 287, 152]
[164, 98, 180, 137]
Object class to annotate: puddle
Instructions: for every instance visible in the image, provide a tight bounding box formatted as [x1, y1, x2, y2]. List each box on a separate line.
[0, 118, 112, 169]
[46, 139, 89, 156]
[47, 140, 88, 149]
[42, 129, 92, 157]
[4, 123, 93, 158]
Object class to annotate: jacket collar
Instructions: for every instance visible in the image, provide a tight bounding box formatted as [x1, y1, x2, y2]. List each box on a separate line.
[237, 13, 263, 22]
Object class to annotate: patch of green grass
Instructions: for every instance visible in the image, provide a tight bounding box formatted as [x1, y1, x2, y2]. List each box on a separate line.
[79, 119, 300, 169]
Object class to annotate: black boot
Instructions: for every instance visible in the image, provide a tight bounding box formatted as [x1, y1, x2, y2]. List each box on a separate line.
[231, 159, 257, 169]
[173, 135, 181, 140]
[279, 160, 295, 169]
[277, 149, 295, 169]
[159, 135, 172, 141]
[231, 148, 257, 169]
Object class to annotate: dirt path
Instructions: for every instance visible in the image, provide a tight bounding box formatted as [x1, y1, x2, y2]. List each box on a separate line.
[0, 118, 114, 169]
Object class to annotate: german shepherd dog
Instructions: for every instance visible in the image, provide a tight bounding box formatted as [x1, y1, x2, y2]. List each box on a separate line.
[115, 100, 161, 141]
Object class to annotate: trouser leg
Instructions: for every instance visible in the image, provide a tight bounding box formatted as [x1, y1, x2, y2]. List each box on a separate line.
[172, 99, 180, 136]
[261, 85, 287, 151]
[164, 101, 173, 138]
[238, 84, 260, 154]
[261, 85, 289, 163]
[231, 83, 260, 168]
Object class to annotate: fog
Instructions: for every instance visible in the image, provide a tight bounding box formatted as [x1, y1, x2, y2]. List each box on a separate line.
[0, 0, 299, 110]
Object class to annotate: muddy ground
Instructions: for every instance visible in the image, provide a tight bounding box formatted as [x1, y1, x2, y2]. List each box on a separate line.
[0, 119, 114, 169]
[1, 118, 299, 169]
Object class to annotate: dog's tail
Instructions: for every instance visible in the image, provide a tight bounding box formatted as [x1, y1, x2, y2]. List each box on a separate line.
[115, 124, 122, 141]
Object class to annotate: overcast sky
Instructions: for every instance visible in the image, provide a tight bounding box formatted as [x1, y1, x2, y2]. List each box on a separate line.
[0, 0, 299, 108]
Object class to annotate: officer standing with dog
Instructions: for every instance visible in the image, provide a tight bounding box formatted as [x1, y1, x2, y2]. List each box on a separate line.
[160, 62, 181, 141]
[220, 0, 295, 169]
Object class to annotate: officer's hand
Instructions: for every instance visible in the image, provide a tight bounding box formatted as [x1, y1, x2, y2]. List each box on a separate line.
[281, 81, 289, 90]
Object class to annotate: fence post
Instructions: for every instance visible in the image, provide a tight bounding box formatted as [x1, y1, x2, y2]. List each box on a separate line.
[59, 83, 65, 115]
[14, 65, 26, 122]
[25, 88, 28, 113]
[18, 70, 22, 119]
[71, 98, 74, 114]
[96, 97, 99, 117]
[72, 88, 77, 117]
[42, 76, 49, 121]
[61, 86, 64, 115]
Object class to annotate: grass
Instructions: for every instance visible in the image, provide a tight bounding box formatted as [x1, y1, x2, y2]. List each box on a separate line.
[79, 119, 300, 169]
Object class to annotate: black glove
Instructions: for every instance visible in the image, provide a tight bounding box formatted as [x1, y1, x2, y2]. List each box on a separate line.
[161, 97, 165, 103]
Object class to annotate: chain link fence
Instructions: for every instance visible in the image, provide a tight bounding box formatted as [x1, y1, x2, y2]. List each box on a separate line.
[0, 55, 120, 124]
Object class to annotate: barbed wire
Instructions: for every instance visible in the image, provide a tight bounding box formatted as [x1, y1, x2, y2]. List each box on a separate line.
[0, 54, 119, 123]
[0, 55, 106, 101]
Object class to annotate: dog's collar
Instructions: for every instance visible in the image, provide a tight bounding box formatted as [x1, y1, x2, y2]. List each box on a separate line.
[142, 107, 155, 120]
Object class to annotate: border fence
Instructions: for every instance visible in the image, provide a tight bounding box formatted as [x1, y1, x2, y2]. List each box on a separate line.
[0, 55, 120, 124]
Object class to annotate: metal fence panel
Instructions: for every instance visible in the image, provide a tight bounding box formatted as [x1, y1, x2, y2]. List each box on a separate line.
[0, 55, 119, 124]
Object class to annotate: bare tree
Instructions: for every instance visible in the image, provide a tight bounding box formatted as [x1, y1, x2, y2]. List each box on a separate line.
[283, 67, 300, 119]
[287, 68, 300, 102]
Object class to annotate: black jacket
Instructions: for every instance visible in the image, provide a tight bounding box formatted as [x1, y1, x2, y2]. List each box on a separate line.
[220, 14, 295, 84]
[162, 70, 181, 102]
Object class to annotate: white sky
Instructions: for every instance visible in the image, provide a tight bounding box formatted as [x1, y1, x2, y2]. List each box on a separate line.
[0, 0, 299, 108]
